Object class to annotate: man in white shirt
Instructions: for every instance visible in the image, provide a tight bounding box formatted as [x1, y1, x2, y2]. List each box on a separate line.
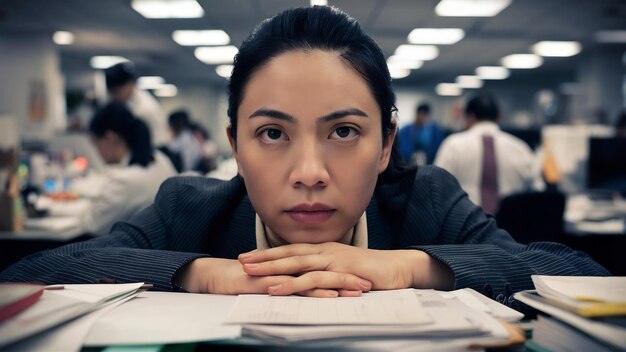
[105, 62, 170, 146]
[434, 94, 540, 213]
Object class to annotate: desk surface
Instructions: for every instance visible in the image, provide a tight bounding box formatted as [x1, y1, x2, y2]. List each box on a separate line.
[0, 225, 83, 241]
[565, 194, 626, 235]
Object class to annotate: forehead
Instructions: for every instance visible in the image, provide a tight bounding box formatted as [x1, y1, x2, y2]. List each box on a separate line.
[237, 49, 380, 121]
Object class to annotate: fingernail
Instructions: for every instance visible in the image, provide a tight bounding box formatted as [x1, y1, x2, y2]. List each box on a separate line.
[327, 291, 339, 297]
[244, 263, 258, 269]
[268, 284, 281, 293]
[360, 279, 372, 289]
[239, 253, 252, 260]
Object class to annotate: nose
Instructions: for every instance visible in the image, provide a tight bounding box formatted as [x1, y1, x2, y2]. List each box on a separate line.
[288, 143, 330, 189]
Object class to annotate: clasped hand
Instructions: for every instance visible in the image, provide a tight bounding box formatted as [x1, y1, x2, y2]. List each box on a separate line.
[237, 242, 424, 297]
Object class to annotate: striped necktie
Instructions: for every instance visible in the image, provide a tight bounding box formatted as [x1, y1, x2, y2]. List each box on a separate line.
[481, 135, 499, 214]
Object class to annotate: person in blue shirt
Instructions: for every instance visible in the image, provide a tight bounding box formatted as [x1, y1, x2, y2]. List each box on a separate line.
[398, 103, 445, 164]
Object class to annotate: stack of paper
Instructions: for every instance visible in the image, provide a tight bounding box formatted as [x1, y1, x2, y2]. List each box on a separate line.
[514, 275, 626, 351]
[532, 275, 626, 317]
[226, 288, 523, 348]
[0, 282, 145, 349]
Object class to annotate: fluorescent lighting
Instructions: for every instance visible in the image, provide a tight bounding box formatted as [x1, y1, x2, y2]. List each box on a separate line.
[310, 0, 328, 5]
[394, 45, 439, 61]
[386, 56, 423, 70]
[53, 31, 74, 45]
[154, 84, 178, 97]
[532, 41, 581, 57]
[595, 30, 626, 43]
[456, 75, 483, 89]
[436, 83, 462, 96]
[215, 64, 234, 79]
[388, 67, 411, 79]
[475, 66, 509, 80]
[501, 54, 543, 69]
[435, 0, 512, 17]
[194, 45, 238, 65]
[137, 76, 165, 89]
[172, 30, 230, 46]
[408, 28, 464, 45]
[90, 56, 129, 69]
[131, 0, 204, 19]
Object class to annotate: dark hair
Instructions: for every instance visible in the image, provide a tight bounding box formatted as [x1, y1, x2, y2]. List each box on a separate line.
[465, 94, 499, 122]
[168, 110, 191, 136]
[190, 122, 210, 140]
[89, 102, 155, 167]
[105, 62, 137, 91]
[417, 104, 431, 115]
[227, 6, 408, 179]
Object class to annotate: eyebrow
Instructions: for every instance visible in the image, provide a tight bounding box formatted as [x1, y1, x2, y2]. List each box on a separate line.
[248, 108, 368, 123]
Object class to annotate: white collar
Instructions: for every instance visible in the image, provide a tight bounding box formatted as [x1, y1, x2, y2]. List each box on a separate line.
[469, 121, 500, 134]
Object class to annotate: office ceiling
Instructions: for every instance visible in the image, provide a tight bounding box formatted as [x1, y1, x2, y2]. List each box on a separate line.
[0, 0, 625, 89]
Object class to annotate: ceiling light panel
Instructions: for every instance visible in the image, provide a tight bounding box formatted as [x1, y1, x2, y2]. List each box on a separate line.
[456, 75, 483, 88]
[408, 28, 465, 45]
[90, 56, 129, 69]
[532, 41, 582, 57]
[501, 54, 543, 69]
[386, 56, 424, 70]
[436, 83, 463, 96]
[394, 45, 440, 61]
[172, 30, 230, 46]
[435, 0, 512, 17]
[53, 31, 74, 45]
[194, 46, 238, 65]
[131, 0, 204, 19]
[475, 66, 509, 80]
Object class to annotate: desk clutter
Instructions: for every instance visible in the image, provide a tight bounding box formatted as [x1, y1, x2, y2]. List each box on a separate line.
[515, 275, 626, 351]
[0, 284, 525, 351]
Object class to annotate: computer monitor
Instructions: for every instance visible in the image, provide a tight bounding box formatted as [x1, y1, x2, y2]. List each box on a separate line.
[587, 137, 626, 193]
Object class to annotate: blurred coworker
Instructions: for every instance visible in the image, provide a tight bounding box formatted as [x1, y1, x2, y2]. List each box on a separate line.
[105, 62, 170, 146]
[434, 94, 538, 214]
[189, 123, 218, 173]
[168, 110, 203, 172]
[398, 103, 445, 165]
[52, 103, 176, 235]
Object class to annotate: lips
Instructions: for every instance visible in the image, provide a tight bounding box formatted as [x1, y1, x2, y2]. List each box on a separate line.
[285, 203, 335, 224]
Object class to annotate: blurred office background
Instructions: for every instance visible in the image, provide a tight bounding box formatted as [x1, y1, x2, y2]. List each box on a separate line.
[0, 0, 625, 273]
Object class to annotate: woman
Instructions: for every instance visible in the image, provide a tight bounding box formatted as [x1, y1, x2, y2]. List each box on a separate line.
[1, 7, 607, 302]
[50, 102, 177, 235]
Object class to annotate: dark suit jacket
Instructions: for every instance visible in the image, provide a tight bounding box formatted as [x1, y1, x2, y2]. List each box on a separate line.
[0, 166, 609, 303]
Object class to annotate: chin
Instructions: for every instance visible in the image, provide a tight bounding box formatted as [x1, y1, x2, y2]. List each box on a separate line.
[282, 227, 344, 244]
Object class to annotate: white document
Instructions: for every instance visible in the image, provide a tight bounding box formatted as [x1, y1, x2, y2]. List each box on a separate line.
[532, 275, 626, 303]
[0, 282, 144, 348]
[84, 291, 242, 346]
[444, 288, 524, 322]
[4, 292, 138, 352]
[226, 289, 432, 325]
[241, 290, 508, 343]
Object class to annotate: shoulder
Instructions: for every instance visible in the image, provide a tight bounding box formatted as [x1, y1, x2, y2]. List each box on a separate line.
[158, 175, 245, 201]
[498, 132, 534, 155]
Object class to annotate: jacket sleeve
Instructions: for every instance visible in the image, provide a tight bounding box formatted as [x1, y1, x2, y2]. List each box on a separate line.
[412, 167, 610, 299]
[0, 178, 209, 291]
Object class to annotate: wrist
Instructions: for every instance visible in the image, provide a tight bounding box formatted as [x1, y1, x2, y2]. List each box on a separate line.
[402, 250, 454, 290]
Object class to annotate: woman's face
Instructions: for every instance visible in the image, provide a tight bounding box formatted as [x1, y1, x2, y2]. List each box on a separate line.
[231, 49, 395, 244]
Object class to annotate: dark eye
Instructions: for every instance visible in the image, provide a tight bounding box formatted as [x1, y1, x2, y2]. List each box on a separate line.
[335, 127, 352, 138]
[266, 128, 282, 140]
[330, 126, 358, 140]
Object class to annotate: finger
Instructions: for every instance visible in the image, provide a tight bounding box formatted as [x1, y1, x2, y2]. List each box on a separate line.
[294, 289, 339, 298]
[267, 271, 372, 296]
[238, 244, 322, 264]
[243, 255, 326, 276]
[240, 275, 294, 295]
[338, 289, 363, 297]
